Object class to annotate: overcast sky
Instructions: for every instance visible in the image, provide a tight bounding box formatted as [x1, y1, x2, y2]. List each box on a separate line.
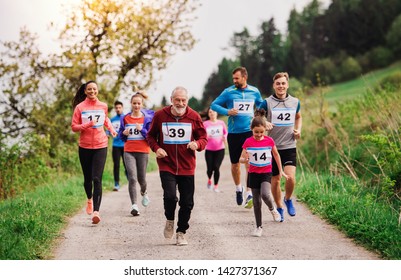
[0, 0, 331, 107]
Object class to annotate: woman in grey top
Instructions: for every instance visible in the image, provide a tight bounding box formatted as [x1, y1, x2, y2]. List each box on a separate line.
[259, 72, 302, 222]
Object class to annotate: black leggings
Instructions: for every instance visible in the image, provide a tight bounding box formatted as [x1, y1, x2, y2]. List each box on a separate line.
[112, 146, 126, 183]
[79, 147, 107, 212]
[205, 149, 225, 185]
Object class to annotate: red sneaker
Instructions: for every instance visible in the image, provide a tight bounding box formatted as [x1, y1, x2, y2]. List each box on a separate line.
[86, 199, 93, 215]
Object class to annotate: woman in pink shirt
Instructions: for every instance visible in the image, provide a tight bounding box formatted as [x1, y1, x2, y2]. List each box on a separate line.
[240, 109, 288, 237]
[203, 108, 228, 192]
[71, 81, 117, 224]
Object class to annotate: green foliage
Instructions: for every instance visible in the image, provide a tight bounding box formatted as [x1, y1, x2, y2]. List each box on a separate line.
[386, 14, 401, 58]
[305, 57, 336, 85]
[338, 56, 362, 81]
[0, 134, 53, 199]
[376, 71, 401, 91]
[366, 46, 394, 69]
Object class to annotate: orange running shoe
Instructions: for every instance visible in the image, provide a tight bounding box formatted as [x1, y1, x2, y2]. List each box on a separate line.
[86, 199, 93, 215]
[92, 211, 100, 224]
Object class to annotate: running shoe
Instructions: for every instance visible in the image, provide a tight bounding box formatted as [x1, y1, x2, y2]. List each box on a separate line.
[244, 195, 253, 209]
[86, 199, 93, 215]
[207, 179, 212, 190]
[270, 208, 281, 222]
[213, 187, 220, 193]
[176, 232, 188, 246]
[92, 211, 100, 224]
[164, 220, 174, 239]
[277, 207, 284, 222]
[252, 226, 263, 237]
[236, 187, 243, 205]
[113, 183, 120, 192]
[130, 204, 140, 216]
[284, 198, 296, 216]
[141, 194, 150, 207]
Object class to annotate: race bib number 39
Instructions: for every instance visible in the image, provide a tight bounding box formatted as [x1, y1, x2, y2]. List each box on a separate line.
[126, 124, 144, 140]
[271, 108, 296, 126]
[162, 122, 192, 144]
[81, 110, 106, 128]
[233, 99, 254, 115]
[247, 147, 272, 167]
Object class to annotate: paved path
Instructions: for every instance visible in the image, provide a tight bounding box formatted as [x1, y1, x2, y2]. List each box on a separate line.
[53, 151, 379, 260]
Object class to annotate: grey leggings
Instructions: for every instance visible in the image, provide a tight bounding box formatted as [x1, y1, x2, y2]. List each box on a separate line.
[249, 173, 275, 228]
[124, 152, 149, 205]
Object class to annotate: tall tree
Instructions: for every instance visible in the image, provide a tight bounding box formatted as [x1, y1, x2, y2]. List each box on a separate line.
[201, 58, 239, 108]
[0, 0, 199, 146]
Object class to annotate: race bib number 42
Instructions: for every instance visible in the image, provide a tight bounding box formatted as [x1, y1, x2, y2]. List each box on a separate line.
[162, 122, 192, 144]
[81, 110, 105, 128]
[271, 108, 296, 126]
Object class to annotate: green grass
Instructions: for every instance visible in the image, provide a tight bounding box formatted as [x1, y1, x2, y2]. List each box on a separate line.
[296, 173, 401, 259]
[321, 61, 401, 107]
[0, 149, 156, 260]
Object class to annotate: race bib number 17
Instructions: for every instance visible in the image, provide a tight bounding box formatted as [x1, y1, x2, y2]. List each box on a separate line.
[81, 110, 106, 128]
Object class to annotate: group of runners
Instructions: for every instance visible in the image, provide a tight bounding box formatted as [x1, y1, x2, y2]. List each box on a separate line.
[71, 66, 302, 244]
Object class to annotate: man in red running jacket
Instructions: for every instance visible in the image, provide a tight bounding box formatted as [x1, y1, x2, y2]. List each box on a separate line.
[147, 86, 207, 246]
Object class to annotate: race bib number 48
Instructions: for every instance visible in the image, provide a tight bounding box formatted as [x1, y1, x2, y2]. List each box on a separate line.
[126, 124, 144, 140]
[247, 147, 272, 167]
[233, 99, 254, 115]
[81, 110, 105, 128]
[162, 122, 192, 144]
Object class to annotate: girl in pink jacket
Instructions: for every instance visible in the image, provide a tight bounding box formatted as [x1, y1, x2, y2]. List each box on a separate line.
[71, 81, 117, 224]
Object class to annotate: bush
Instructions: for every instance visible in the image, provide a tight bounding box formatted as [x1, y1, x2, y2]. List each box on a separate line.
[376, 71, 401, 91]
[305, 57, 336, 86]
[386, 14, 401, 58]
[367, 47, 394, 69]
[338, 57, 362, 82]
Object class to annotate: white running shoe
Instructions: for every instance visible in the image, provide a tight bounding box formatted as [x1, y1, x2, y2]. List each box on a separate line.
[164, 220, 174, 239]
[270, 208, 281, 222]
[130, 204, 140, 216]
[141, 194, 150, 207]
[252, 226, 263, 237]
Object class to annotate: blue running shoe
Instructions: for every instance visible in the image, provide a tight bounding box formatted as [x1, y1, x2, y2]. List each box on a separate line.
[277, 207, 284, 222]
[284, 198, 296, 216]
[113, 183, 120, 191]
[236, 188, 243, 205]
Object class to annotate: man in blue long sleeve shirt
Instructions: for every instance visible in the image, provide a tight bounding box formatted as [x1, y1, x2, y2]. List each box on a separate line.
[109, 101, 127, 191]
[211, 67, 263, 208]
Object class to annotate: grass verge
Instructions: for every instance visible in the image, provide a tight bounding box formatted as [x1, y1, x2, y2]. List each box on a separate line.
[0, 152, 156, 260]
[296, 172, 401, 260]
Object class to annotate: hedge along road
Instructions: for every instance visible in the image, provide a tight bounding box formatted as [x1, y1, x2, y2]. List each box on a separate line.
[53, 150, 379, 260]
